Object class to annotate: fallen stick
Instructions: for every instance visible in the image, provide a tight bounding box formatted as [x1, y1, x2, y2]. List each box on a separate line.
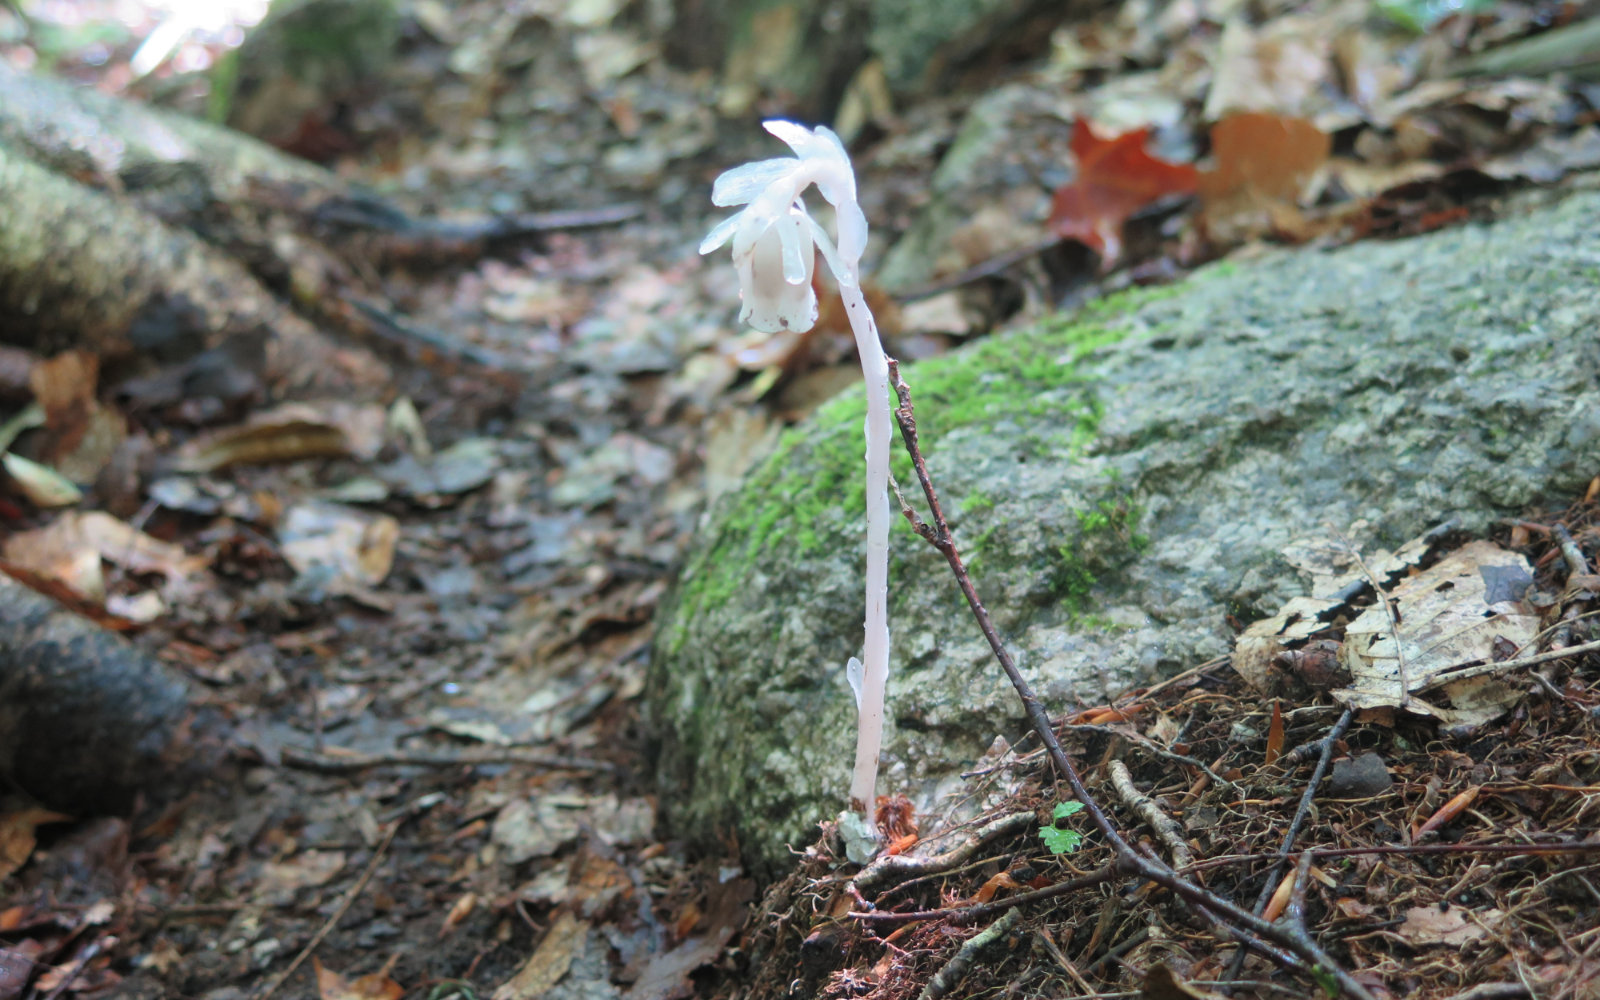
[254, 818, 400, 1000]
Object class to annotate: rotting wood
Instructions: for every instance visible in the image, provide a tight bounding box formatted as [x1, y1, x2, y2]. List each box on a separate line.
[0, 141, 378, 393]
[0, 572, 206, 814]
[1108, 759, 1193, 872]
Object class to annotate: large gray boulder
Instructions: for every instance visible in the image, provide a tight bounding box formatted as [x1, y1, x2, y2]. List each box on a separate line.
[648, 188, 1600, 873]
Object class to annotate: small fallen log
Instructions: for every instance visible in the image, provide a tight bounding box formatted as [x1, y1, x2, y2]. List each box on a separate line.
[0, 572, 208, 815]
[0, 140, 379, 392]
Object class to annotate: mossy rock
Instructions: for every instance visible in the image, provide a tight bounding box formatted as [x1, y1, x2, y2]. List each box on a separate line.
[648, 188, 1600, 874]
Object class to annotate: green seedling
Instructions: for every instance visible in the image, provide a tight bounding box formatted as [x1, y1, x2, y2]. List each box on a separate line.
[1038, 800, 1085, 854]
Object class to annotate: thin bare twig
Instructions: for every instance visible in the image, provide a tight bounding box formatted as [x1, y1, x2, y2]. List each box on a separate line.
[1423, 634, 1600, 692]
[1555, 524, 1589, 576]
[255, 819, 400, 1000]
[1066, 723, 1241, 795]
[1108, 760, 1193, 871]
[41, 938, 103, 1000]
[884, 360, 1377, 1000]
[1227, 706, 1353, 982]
[1275, 851, 1324, 978]
[853, 811, 1036, 894]
[1119, 656, 1228, 703]
[1443, 984, 1531, 1000]
[1035, 927, 1099, 995]
[1180, 839, 1600, 877]
[853, 864, 1120, 926]
[917, 908, 1022, 1000]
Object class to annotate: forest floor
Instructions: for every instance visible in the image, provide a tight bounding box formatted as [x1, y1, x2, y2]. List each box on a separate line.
[1, 1, 1599, 999]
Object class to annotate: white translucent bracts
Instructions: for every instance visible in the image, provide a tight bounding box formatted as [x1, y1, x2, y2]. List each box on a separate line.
[699, 121, 893, 849]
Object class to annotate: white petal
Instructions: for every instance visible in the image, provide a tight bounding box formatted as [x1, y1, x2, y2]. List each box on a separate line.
[809, 124, 858, 205]
[698, 212, 741, 255]
[737, 222, 817, 334]
[730, 200, 779, 259]
[711, 157, 798, 206]
[804, 213, 854, 287]
[776, 210, 811, 285]
[814, 125, 853, 168]
[763, 119, 817, 154]
[834, 198, 868, 271]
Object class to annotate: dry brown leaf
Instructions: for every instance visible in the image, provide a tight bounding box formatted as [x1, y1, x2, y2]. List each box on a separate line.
[2, 453, 83, 508]
[1264, 700, 1285, 766]
[1142, 962, 1228, 1000]
[1198, 113, 1330, 245]
[1233, 531, 1439, 692]
[570, 853, 633, 918]
[1395, 905, 1502, 947]
[1202, 113, 1330, 206]
[313, 957, 404, 1000]
[492, 911, 587, 1000]
[27, 351, 125, 483]
[1333, 30, 1409, 116]
[278, 502, 399, 596]
[1262, 868, 1296, 923]
[1324, 157, 1444, 201]
[172, 402, 387, 473]
[1482, 125, 1600, 184]
[1335, 540, 1538, 724]
[0, 808, 72, 882]
[440, 893, 476, 935]
[972, 872, 1023, 903]
[1204, 17, 1330, 122]
[1, 511, 209, 608]
[1048, 119, 1199, 266]
[255, 851, 347, 900]
[625, 878, 752, 1000]
[29, 351, 96, 436]
[1414, 786, 1480, 839]
[702, 408, 779, 505]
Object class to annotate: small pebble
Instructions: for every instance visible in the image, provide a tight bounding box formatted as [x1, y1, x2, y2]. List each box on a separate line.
[1326, 752, 1393, 798]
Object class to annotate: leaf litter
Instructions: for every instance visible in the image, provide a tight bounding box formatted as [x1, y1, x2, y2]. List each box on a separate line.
[1, 0, 1599, 999]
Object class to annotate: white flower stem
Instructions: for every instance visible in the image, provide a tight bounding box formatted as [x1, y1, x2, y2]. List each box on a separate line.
[842, 279, 891, 832]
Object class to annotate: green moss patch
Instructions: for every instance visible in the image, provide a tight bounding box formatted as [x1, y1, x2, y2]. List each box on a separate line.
[663, 283, 1181, 654]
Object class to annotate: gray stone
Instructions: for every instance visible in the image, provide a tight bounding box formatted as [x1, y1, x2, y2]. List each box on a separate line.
[1326, 753, 1393, 800]
[648, 188, 1600, 873]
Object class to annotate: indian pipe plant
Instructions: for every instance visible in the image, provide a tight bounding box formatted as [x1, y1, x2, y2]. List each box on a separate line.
[698, 121, 891, 858]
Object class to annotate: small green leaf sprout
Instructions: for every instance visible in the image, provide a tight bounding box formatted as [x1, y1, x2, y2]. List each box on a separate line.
[1038, 801, 1086, 855]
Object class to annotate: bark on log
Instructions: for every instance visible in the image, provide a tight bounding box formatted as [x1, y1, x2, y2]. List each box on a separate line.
[0, 59, 334, 203]
[0, 573, 205, 815]
[0, 64, 549, 376]
[0, 141, 380, 390]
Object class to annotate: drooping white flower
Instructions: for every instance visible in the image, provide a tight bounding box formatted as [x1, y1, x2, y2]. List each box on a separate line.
[699, 119, 893, 854]
[699, 120, 868, 333]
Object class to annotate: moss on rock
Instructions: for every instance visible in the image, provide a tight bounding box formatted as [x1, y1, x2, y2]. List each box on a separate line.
[651, 189, 1600, 875]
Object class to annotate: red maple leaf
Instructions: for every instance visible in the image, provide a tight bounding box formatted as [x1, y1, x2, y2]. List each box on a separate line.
[1048, 119, 1199, 267]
